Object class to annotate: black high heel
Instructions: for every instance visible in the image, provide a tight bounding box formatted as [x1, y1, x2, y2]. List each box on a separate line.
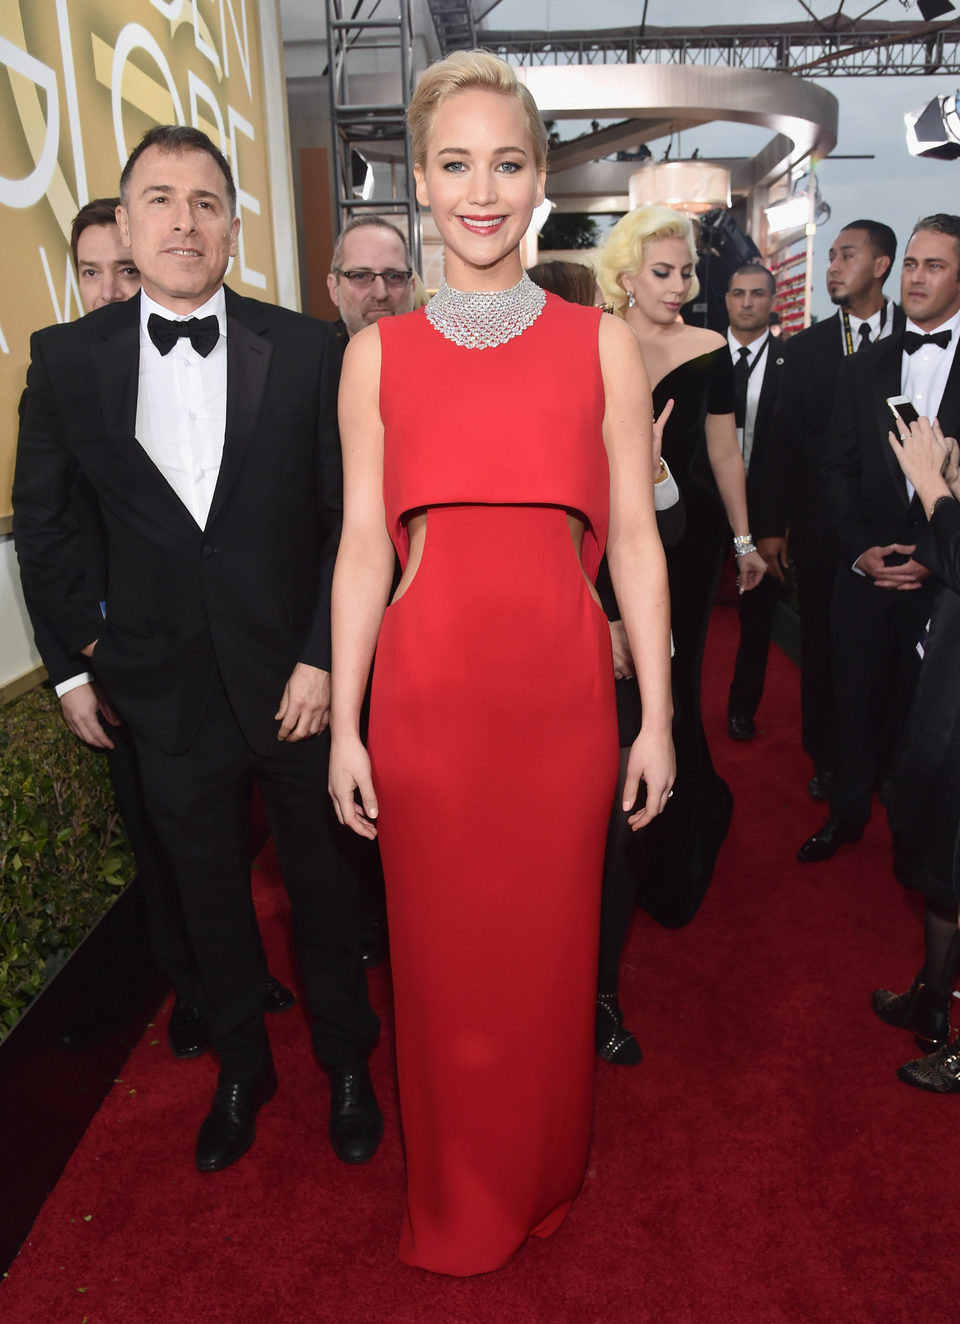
[872, 973, 952, 1053]
[596, 993, 643, 1065]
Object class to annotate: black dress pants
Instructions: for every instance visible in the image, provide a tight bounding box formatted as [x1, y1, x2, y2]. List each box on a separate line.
[103, 720, 198, 1002]
[829, 566, 933, 829]
[132, 674, 379, 1077]
[792, 530, 837, 774]
[728, 572, 781, 719]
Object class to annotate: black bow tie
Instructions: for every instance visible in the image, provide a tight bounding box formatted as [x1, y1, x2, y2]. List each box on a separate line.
[903, 329, 952, 355]
[147, 312, 220, 358]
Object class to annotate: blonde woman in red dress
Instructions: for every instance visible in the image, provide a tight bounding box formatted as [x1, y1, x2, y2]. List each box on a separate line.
[329, 51, 674, 1276]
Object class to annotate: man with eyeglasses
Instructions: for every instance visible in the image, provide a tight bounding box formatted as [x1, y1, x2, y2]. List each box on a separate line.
[326, 217, 416, 970]
[327, 217, 416, 344]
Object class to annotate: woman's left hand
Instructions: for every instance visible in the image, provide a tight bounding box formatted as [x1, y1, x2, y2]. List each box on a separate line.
[736, 548, 767, 593]
[888, 415, 951, 489]
[623, 726, 676, 831]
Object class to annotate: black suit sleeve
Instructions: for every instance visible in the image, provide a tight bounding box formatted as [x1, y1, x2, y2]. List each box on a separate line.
[821, 354, 875, 564]
[13, 333, 106, 657]
[300, 320, 343, 672]
[916, 497, 960, 593]
[22, 478, 108, 688]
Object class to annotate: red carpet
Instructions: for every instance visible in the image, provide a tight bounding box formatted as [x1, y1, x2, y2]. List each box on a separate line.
[4, 605, 958, 1322]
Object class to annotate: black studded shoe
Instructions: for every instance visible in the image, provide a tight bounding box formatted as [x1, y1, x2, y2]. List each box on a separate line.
[595, 993, 643, 1065]
[872, 973, 951, 1052]
[897, 1038, 960, 1092]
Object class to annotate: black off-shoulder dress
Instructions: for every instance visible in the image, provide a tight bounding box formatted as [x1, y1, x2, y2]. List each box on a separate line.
[597, 348, 735, 927]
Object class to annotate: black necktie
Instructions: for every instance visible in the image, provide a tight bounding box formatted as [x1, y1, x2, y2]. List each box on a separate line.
[733, 345, 750, 429]
[903, 329, 952, 355]
[147, 312, 220, 358]
[857, 322, 872, 351]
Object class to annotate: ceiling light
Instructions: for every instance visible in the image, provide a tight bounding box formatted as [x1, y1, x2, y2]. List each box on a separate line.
[628, 161, 731, 215]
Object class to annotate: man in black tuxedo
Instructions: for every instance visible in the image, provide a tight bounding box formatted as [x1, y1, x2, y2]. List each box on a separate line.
[24, 198, 295, 1060]
[13, 126, 381, 1170]
[756, 220, 901, 805]
[798, 214, 960, 862]
[724, 264, 786, 740]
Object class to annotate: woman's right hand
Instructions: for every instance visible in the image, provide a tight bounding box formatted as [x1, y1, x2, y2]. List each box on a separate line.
[651, 398, 674, 468]
[609, 620, 634, 680]
[329, 734, 379, 839]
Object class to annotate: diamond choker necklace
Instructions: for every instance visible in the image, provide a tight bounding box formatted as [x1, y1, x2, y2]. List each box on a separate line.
[426, 273, 546, 350]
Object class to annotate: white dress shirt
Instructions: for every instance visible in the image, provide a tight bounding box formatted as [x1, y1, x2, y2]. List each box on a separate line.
[136, 287, 228, 528]
[901, 306, 960, 421]
[843, 298, 895, 354]
[56, 287, 228, 698]
[727, 329, 769, 472]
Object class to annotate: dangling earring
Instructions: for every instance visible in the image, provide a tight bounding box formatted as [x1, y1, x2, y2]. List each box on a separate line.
[627, 291, 636, 309]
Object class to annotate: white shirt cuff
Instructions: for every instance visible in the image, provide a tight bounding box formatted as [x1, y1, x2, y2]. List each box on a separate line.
[852, 553, 868, 577]
[55, 672, 94, 698]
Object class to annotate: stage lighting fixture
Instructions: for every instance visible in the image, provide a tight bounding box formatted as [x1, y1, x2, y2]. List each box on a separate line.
[905, 93, 960, 160]
[917, 1, 955, 22]
[764, 195, 810, 233]
[350, 149, 374, 200]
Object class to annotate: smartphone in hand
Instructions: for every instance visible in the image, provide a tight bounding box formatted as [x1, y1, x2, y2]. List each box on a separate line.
[886, 395, 919, 441]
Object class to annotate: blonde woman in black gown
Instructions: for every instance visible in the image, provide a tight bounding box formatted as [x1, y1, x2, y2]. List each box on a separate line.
[595, 209, 765, 1043]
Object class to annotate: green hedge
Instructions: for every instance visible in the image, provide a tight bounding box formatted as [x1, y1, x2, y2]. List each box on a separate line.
[0, 685, 135, 1038]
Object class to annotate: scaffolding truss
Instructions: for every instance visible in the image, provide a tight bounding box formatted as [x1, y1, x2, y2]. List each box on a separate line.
[481, 20, 960, 77]
[427, 0, 476, 53]
[325, 0, 422, 271]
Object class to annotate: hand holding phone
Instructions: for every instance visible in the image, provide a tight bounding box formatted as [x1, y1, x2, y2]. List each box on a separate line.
[886, 395, 920, 442]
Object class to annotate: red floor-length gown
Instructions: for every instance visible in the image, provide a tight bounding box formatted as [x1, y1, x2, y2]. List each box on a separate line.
[369, 292, 619, 1275]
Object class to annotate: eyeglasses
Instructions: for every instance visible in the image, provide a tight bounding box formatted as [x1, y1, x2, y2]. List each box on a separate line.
[335, 268, 413, 287]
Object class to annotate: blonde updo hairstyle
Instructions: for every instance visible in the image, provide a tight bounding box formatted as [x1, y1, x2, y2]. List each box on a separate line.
[597, 205, 701, 317]
[408, 50, 549, 174]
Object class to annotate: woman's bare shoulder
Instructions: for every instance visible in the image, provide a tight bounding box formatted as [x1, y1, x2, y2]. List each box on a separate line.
[678, 324, 726, 354]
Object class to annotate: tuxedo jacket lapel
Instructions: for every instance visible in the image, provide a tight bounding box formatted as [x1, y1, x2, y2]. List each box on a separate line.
[754, 342, 782, 443]
[207, 294, 273, 527]
[91, 297, 140, 448]
[934, 344, 960, 439]
[873, 333, 911, 506]
[91, 294, 203, 534]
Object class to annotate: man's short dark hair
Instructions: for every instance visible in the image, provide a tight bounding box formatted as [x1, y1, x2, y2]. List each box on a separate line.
[728, 262, 776, 296]
[330, 215, 412, 274]
[839, 219, 898, 282]
[910, 213, 960, 261]
[120, 125, 236, 215]
[70, 197, 121, 268]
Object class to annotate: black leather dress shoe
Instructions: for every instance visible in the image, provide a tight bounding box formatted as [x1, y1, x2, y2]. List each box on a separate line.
[807, 769, 833, 803]
[168, 997, 208, 1059]
[264, 974, 296, 1013]
[326, 1062, 384, 1164]
[195, 1058, 278, 1172]
[727, 712, 756, 741]
[796, 817, 864, 863]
